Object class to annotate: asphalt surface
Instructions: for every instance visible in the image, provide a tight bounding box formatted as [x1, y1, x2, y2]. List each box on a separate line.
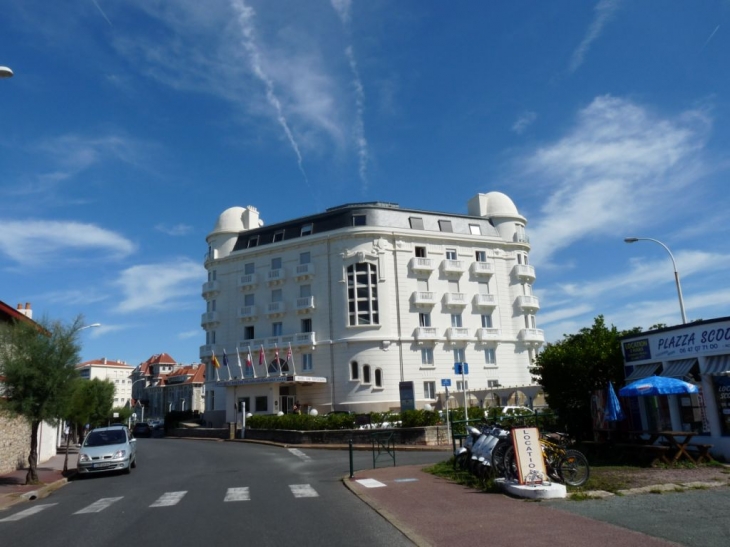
[2, 439, 729, 547]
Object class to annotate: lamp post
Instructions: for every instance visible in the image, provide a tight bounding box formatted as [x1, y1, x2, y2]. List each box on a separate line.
[624, 237, 687, 324]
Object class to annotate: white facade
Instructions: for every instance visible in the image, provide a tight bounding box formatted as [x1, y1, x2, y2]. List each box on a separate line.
[77, 359, 135, 408]
[201, 193, 545, 426]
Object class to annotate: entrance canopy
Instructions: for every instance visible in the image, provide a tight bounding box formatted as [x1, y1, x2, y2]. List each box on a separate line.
[624, 363, 660, 382]
[702, 354, 730, 375]
[216, 375, 327, 387]
[660, 359, 697, 378]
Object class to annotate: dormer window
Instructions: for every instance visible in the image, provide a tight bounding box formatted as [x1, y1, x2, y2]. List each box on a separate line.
[301, 224, 313, 236]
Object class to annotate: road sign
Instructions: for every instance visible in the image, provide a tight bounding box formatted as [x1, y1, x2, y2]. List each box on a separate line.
[441, 378, 451, 387]
[454, 362, 469, 375]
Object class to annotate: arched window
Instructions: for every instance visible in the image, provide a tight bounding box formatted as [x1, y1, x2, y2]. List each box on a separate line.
[362, 365, 371, 384]
[374, 368, 383, 388]
[350, 361, 359, 380]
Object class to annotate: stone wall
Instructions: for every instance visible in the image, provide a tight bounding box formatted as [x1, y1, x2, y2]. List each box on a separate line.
[0, 413, 30, 474]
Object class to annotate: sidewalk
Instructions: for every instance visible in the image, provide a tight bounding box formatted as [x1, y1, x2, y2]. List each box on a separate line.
[345, 464, 680, 547]
[0, 447, 75, 512]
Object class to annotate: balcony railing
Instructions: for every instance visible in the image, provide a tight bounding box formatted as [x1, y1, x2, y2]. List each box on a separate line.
[516, 295, 540, 312]
[415, 327, 439, 342]
[411, 291, 437, 306]
[266, 302, 286, 316]
[200, 311, 220, 327]
[238, 273, 257, 290]
[267, 268, 286, 285]
[477, 328, 501, 342]
[409, 257, 436, 274]
[513, 264, 536, 282]
[238, 305, 257, 321]
[441, 259, 466, 276]
[470, 261, 495, 277]
[199, 344, 215, 358]
[243, 332, 317, 350]
[443, 292, 468, 307]
[447, 327, 471, 342]
[294, 263, 315, 280]
[513, 232, 530, 244]
[202, 280, 221, 298]
[295, 296, 315, 312]
[473, 294, 498, 309]
[519, 328, 545, 345]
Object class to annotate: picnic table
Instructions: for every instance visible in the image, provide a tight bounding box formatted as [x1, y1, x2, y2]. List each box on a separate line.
[620, 431, 713, 464]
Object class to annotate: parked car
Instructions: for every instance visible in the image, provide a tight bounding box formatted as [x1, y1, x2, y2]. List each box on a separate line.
[132, 422, 152, 438]
[148, 419, 164, 430]
[77, 425, 137, 476]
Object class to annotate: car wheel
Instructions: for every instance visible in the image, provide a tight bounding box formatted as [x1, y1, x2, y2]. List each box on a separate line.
[131, 456, 136, 469]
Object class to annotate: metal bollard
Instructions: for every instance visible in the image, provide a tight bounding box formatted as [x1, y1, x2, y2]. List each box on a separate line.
[349, 438, 354, 478]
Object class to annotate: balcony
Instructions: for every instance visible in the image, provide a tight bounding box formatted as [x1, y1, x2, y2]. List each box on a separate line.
[513, 232, 530, 244]
[294, 263, 315, 280]
[443, 292, 468, 308]
[513, 264, 536, 283]
[415, 327, 439, 343]
[266, 302, 286, 317]
[441, 259, 466, 276]
[246, 332, 317, 350]
[409, 257, 436, 274]
[267, 268, 286, 285]
[295, 296, 315, 313]
[201, 280, 221, 298]
[470, 261, 495, 277]
[516, 295, 540, 312]
[473, 294, 498, 309]
[446, 327, 471, 342]
[199, 344, 215, 358]
[200, 311, 220, 327]
[238, 273, 257, 291]
[411, 291, 437, 307]
[519, 328, 545, 345]
[238, 305, 257, 321]
[477, 328, 501, 343]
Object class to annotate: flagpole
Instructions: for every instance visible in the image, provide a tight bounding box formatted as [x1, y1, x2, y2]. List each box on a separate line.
[224, 349, 232, 381]
[236, 347, 244, 379]
[289, 342, 297, 375]
[261, 345, 269, 378]
[275, 343, 282, 376]
[248, 346, 257, 378]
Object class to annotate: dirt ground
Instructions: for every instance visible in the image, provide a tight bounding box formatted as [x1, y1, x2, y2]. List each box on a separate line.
[590, 464, 730, 490]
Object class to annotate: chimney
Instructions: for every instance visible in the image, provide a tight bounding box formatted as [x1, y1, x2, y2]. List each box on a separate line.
[17, 303, 32, 319]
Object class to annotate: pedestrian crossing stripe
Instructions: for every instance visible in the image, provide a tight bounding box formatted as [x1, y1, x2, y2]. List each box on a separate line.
[75, 497, 123, 514]
[290, 484, 319, 498]
[224, 487, 250, 502]
[287, 448, 310, 460]
[150, 491, 187, 507]
[356, 479, 386, 488]
[0, 504, 56, 522]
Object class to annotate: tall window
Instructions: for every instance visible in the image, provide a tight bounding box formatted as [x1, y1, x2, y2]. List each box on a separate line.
[446, 248, 457, 260]
[485, 348, 496, 365]
[350, 361, 359, 380]
[244, 262, 255, 275]
[243, 326, 254, 340]
[300, 251, 311, 264]
[374, 369, 383, 388]
[302, 353, 313, 372]
[424, 381, 435, 399]
[255, 396, 267, 412]
[362, 365, 371, 384]
[347, 262, 379, 326]
[415, 246, 426, 258]
[475, 250, 486, 262]
[301, 318, 312, 333]
[525, 315, 536, 329]
[419, 313, 431, 327]
[271, 257, 282, 270]
[352, 214, 366, 226]
[301, 223, 313, 236]
[448, 280, 459, 293]
[481, 314, 493, 328]
[300, 284, 312, 298]
[478, 281, 490, 295]
[457, 380, 469, 391]
[272, 322, 283, 336]
[421, 348, 434, 365]
[272, 230, 284, 242]
[451, 314, 462, 328]
[244, 293, 254, 306]
[271, 288, 282, 302]
[453, 348, 465, 362]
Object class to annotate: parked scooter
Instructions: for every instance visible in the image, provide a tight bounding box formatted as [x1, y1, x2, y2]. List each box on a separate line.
[473, 424, 512, 479]
[454, 424, 487, 470]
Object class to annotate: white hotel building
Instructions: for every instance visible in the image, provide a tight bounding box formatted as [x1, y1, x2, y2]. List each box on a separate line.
[201, 192, 545, 427]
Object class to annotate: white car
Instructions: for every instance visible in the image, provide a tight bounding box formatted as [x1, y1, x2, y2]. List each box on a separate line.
[77, 425, 137, 476]
[500, 406, 534, 415]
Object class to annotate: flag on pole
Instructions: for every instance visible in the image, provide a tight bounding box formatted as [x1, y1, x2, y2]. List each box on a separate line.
[259, 345, 269, 377]
[274, 345, 282, 375]
[222, 349, 231, 380]
[212, 353, 221, 369]
[287, 343, 296, 375]
[236, 348, 244, 379]
[246, 347, 256, 378]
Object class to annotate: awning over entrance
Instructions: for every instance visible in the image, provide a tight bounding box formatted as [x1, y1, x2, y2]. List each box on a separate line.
[216, 375, 327, 387]
[660, 359, 697, 378]
[701, 354, 730, 375]
[625, 363, 660, 382]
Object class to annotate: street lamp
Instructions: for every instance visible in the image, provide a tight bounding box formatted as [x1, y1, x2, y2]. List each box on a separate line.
[624, 237, 688, 324]
[0, 66, 13, 78]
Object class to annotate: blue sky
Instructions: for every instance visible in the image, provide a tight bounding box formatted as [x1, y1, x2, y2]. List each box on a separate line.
[2, 1, 730, 367]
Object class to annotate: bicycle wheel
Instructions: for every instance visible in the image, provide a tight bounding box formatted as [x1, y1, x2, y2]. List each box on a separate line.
[490, 440, 510, 478]
[557, 449, 590, 487]
[502, 446, 519, 481]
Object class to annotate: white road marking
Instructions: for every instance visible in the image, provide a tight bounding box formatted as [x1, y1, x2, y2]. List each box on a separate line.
[224, 487, 250, 502]
[289, 484, 319, 498]
[75, 497, 123, 514]
[149, 491, 187, 507]
[356, 478, 386, 488]
[287, 448, 310, 461]
[0, 504, 57, 522]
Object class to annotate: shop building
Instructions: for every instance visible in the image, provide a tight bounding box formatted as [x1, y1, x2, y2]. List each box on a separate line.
[201, 192, 545, 427]
[621, 317, 730, 460]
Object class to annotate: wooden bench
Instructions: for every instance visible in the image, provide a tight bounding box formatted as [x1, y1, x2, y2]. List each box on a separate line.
[686, 443, 714, 463]
[615, 443, 671, 465]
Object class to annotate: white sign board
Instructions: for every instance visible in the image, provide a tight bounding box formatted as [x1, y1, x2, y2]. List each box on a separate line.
[511, 427, 548, 485]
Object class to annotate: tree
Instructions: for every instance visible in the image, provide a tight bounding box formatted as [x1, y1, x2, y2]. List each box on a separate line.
[0, 316, 83, 484]
[530, 316, 642, 440]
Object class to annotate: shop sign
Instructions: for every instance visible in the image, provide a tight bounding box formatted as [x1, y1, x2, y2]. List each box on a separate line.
[511, 427, 548, 485]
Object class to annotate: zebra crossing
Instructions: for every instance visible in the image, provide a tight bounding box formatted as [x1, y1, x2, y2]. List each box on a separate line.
[0, 484, 321, 523]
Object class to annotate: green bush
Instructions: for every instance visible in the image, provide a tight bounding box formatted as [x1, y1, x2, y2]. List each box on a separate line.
[246, 409, 443, 431]
[401, 409, 440, 427]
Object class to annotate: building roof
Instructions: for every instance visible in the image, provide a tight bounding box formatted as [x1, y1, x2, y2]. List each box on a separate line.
[0, 300, 36, 325]
[165, 364, 205, 385]
[77, 358, 133, 370]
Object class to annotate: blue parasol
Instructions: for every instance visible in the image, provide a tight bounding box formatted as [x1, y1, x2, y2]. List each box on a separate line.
[605, 382, 625, 421]
[619, 375, 698, 397]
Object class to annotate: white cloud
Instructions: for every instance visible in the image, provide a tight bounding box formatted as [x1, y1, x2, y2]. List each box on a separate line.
[512, 111, 537, 134]
[114, 258, 205, 313]
[569, 0, 621, 73]
[523, 95, 711, 266]
[155, 223, 193, 236]
[0, 220, 136, 266]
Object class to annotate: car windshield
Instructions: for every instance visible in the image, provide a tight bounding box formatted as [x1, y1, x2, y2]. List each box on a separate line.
[84, 430, 127, 447]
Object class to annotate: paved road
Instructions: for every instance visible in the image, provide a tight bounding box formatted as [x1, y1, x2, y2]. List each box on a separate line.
[0, 438, 444, 547]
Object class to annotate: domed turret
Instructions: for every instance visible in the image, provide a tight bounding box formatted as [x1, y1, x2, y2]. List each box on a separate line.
[206, 205, 262, 261]
[467, 192, 527, 245]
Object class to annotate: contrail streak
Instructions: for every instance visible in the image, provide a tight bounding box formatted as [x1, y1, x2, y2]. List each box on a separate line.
[231, 0, 311, 190]
[91, 0, 112, 26]
[702, 25, 720, 49]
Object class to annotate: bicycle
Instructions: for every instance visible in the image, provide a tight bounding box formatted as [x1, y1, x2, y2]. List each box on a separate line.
[502, 431, 590, 487]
